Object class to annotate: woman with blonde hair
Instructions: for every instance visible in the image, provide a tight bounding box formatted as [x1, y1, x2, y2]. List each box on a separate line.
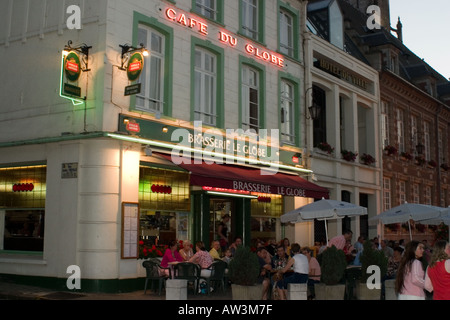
[179, 240, 194, 261]
[425, 240, 450, 300]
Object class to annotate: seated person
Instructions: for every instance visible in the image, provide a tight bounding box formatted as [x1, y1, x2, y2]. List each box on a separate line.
[189, 241, 214, 278]
[276, 243, 309, 300]
[161, 240, 184, 276]
[179, 240, 194, 261]
[209, 240, 222, 260]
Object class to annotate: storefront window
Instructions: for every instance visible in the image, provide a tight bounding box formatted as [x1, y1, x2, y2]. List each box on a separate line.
[250, 194, 282, 244]
[0, 165, 46, 252]
[138, 165, 190, 246]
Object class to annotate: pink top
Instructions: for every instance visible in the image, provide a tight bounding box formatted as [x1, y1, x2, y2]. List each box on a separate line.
[328, 235, 346, 250]
[399, 259, 425, 298]
[190, 250, 213, 269]
[161, 248, 183, 268]
[309, 257, 321, 281]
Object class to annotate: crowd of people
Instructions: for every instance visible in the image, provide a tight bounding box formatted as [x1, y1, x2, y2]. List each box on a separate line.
[155, 230, 450, 300]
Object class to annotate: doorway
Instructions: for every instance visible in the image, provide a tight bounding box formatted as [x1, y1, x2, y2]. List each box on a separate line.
[209, 198, 235, 249]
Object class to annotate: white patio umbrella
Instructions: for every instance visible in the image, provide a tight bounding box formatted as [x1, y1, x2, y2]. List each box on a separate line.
[419, 207, 450, 226]
[280, 198, 368, 244]
[368, 202, 445, 240]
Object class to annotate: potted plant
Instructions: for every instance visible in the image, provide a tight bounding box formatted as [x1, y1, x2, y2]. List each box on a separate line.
[228, 246, 261, 300]
[361, 153, 376, 166]
[341, 150, 358, 162]
[317, 142, 335, 155]
[384, 145, 397, 156]
[315, 245, 347, 300]
[441, 163, 450, 171]
[356, 241, 388, 300]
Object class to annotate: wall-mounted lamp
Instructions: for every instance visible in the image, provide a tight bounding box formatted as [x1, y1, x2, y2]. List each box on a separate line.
[305, 87, 321, 121]
[119, 43, 149, 70]
[162, 126, 169, 133]
[62, 40, 92, 72]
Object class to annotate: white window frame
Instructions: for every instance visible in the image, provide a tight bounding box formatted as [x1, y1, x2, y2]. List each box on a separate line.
[279, 9, 293, 57]
[396, 108, 405, 153]
[424, 121, 431, 161]
[196, 0, 217, 20]
[242, 0, 259, 40]
[242, 65, 259, 132]
[383, 178, 391, 211]
[194, 47, 217, 126]
[136, 26, 165, 113]
[280, 80, 294, 144]
[381, 101, 389, 148]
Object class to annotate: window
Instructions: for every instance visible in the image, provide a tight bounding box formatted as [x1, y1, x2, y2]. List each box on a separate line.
[136, 26, 165, 113]
[383, 178, 391, 211]
[424, 121, 431, 161]
[424, 186, 432, 205]
[312, 85, 326, 148]
[0, 164, 47, 252]
[195, 0, 217, 20]
[412, 184, 420, 204]
[241, 0, 261, 41]
[438, 129, 444, 163]
[411, 115, 418, 154]
[194, 47, 217, 126]
[396, 108, 405, 153]
[399, 181, 406, 205]
[242, 65, 260, 132]
[279, 10, 294, 57]
[280, 80, 295, 144]
[358, 105, 368, 155]
[381, 101, 389, 148]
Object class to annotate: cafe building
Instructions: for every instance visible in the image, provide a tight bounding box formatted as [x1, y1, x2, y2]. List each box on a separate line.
[0, 0, 329, 292]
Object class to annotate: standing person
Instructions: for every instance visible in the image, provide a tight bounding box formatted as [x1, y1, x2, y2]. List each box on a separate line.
[328, 230, 353, 251]
[425, 240, 450, 300]
[256, 247, 273, 300]
[281, 238, 291, 257]
[178, 240, 194, 261]
[276, 243, 309, 300]
[395, 240, 426, 300]
[217, 214, 230, 251]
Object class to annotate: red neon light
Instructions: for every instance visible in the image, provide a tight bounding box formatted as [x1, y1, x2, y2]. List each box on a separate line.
[13, 183, 34, 192]
[257, 196, 272, 203]
[165, 8, 208, 35]
[151, 184, 172, 194]
[292, 156, 299, 164]
[245, 44, 284, 68]
[219, 31, 237, 47]
[202, 186, 250, 195]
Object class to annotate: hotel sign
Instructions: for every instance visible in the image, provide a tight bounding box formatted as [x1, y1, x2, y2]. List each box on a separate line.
[316, 58, 368, 90]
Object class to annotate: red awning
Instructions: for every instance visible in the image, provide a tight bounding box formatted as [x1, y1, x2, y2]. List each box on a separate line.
[157, 153, 329, 199]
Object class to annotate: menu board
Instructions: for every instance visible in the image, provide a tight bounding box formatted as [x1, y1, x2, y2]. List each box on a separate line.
[121, 202, 139, 259]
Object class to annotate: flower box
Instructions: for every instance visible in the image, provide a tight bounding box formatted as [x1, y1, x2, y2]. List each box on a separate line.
[441, 163, 450, 171]
[317, 142, 335, 155]
[341, 150, 358, 162]
[400, 152, 413, 161]
[361, 153, 376, 165]
[415, 156, 426, 166]
[384, 145, 397, 156]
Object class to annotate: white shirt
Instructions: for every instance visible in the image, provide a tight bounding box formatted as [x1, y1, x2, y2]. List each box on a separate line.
[293, 253, 309, 274]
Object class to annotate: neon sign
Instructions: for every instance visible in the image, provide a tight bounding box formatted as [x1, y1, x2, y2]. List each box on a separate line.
[164, 7, 284, 68]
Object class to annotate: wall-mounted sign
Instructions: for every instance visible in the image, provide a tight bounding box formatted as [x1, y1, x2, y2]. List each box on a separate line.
[127, 52, 144, 81]
[164, 7, 284, 68]
[13, 183, 34, 192]
[61, 163, 78, 179]
[60, 51, 85, 105]
[315, 58, 368, 90]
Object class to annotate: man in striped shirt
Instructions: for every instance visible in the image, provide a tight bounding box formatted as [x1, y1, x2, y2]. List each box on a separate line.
[328, 230, 353, 251]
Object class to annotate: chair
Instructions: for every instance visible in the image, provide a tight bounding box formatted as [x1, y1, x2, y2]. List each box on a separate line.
[142, 259, 170, 296]
[172, 262, 201, 295]
[201, 260, 228, 295]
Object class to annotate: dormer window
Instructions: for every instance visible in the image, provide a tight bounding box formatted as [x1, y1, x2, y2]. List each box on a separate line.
[308, 0, 344, 50]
